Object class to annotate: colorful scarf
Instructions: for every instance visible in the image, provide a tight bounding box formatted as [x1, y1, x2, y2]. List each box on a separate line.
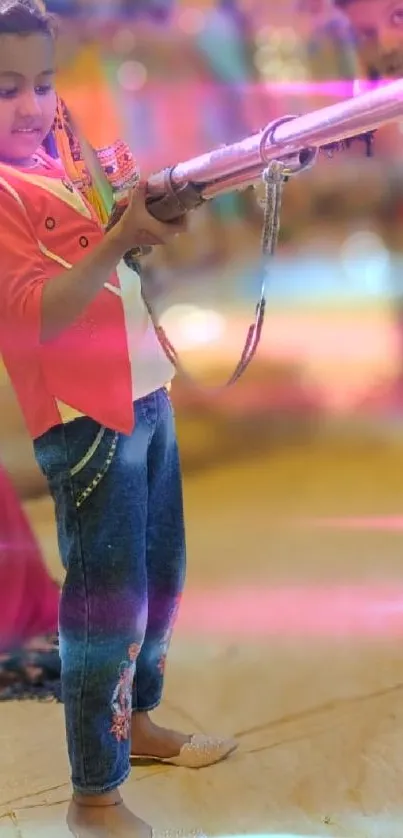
[31, 0, 140, 224]
[48, 96, 140, 227]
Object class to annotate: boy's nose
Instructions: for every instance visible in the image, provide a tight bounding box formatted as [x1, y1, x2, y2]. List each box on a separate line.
[17, 90, 42, 119]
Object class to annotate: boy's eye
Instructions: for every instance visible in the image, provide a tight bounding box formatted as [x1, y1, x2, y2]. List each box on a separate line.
[35, 84, 53, 96]
[0, 88, 18, 99]
[0, 84, 53, 99]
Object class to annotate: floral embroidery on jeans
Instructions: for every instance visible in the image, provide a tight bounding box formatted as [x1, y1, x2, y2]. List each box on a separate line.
[156, 594, 182, 678]
[110, 643, 141, 742]
[157, 654, 166, 676]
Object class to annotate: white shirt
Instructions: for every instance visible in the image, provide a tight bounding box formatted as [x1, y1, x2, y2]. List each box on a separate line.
[116, 260, 175, 401]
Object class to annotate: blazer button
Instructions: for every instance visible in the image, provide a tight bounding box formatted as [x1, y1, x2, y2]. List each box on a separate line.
[79, 236, 89, 248]
[45, 217, 56, 230]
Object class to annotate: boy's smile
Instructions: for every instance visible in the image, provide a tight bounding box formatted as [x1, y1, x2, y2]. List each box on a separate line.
[0, 31, 56, 165]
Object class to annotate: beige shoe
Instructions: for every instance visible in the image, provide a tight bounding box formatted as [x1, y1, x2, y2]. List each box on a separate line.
[152, 832, 206, 838]
[132, 733, 238, 769]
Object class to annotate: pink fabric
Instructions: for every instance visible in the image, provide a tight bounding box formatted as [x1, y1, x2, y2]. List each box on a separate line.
[0, 465, 59, 652]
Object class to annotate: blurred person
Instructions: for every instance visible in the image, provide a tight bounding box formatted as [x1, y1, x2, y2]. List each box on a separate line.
[0, 462, 60, 699]
[335, 0, 403, 407]
[191, 0, 263, 266]
[299, 0, 403, 80]
[299, 0, 403, 414]
[0, 2, 236, 836]
[195, 0, 254, 144]
[334, 0, 403, 77]
[294, 0, 400, 150]
[295, 0, 359, 82]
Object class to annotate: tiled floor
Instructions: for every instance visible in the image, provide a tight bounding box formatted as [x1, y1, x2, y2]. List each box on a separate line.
[1, 434, 403, 837]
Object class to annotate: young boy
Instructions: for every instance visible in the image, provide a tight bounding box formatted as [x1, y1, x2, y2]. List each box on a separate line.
[0, 1, 236, 835]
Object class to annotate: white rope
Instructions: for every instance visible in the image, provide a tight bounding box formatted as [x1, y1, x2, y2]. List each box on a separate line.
[141, 160, 289, 389]
[260, 160, 287, 260]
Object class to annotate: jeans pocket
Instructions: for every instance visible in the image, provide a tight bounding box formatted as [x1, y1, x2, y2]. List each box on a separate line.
[34, 418, 119, 509]
[65, 419, 119, 509]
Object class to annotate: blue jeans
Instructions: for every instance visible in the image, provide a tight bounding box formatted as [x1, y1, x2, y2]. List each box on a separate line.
[33, 387, 186, 794]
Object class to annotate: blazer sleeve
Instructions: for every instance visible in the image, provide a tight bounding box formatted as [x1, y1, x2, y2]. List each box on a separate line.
[0, 188, 47, 351]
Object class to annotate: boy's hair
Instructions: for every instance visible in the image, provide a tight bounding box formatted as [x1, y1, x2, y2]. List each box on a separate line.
[0, 0, 56, 36]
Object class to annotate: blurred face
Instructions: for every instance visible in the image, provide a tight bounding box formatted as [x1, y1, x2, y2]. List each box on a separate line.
[342, 0, 403, 75]
[0, 31, 56, 164]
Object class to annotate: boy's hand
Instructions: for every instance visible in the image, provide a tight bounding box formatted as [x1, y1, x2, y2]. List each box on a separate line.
[115, 182, 188, 250]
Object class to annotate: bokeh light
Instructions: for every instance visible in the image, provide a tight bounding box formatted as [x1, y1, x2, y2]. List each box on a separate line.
[340, 230, 391, 293]
[177, 7, 205, 35]
[112, 27, 137, 56]
[117, 60, 148, 92]
[160, 305, 226, 351]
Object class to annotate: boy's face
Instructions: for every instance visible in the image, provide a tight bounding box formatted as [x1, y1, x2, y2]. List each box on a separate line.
[341, 0, 403, 75]
[0, 32, 56, 164]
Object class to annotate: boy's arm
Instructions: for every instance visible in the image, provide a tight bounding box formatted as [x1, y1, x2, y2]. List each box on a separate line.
[40, 228, 130, 341]
[0, 184, 186, 345]
[0, 190, 129, 344]
[0, 192, 47, 351]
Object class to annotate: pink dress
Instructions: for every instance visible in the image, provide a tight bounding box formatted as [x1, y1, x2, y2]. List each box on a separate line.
[0, 464, 60, 699]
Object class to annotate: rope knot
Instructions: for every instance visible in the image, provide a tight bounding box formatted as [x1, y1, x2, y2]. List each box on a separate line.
[262, 160, 287, 185]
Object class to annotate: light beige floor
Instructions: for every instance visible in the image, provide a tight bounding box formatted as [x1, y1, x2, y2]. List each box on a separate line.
[1, 434, 403, 837]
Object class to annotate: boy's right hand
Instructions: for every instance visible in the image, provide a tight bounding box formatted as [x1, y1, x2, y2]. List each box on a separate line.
[115, 182, 188, 250]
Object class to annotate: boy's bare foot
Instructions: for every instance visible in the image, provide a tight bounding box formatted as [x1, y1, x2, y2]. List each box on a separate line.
[67, 793, 152, 838]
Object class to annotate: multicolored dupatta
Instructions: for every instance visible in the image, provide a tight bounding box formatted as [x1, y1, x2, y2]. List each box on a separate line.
[47, 96, 140, 227]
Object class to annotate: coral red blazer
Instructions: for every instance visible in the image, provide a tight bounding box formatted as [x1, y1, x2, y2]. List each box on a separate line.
[0, 152, 134, 439]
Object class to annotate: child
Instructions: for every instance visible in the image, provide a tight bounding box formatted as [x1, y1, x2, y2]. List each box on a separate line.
[0, 1, 236, 835]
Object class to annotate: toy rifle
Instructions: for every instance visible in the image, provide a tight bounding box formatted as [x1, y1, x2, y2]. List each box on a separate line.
[75, 79, 403, 388]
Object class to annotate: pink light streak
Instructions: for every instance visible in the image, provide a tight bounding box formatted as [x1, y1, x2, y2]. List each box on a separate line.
[122, 78, 389, 103]
[303, 516, 403, 531]
[261, 79, 390, 98]
[262, 79, 382, 98]
[177, 585, 403, 638]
